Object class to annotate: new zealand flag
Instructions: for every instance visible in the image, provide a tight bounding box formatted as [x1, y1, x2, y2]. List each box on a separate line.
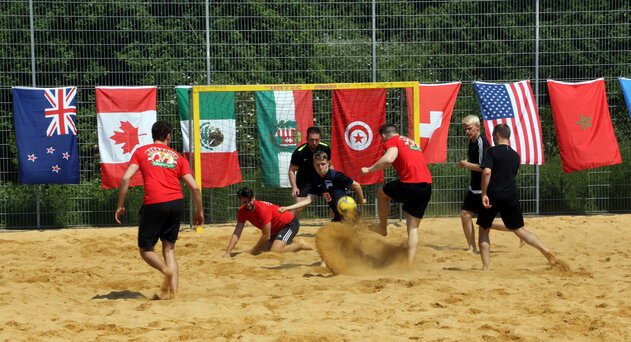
[13, 87, 80, 184]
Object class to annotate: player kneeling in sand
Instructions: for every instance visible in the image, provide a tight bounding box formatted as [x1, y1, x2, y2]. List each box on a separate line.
[222, 187, 312, 258]
[477, 124, 569, 271]
[279, 151, 366, 222]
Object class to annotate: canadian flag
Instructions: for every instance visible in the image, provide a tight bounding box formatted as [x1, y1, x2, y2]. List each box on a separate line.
[406, 82, 461, 164]
[96, 86, 157, 189]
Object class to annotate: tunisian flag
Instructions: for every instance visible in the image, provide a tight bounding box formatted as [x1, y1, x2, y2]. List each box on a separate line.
[547, 78, 621, 173]
[97, 86, 157, 189]
[332, 88, 386, 185]
[406, 82, 460, 164]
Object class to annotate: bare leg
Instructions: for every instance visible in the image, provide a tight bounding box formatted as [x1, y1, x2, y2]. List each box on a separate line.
[478, 227, 490, 270]
[512, 227, 569, 271]
[162, 240, 178, 299]
[488, 222, 525, 246]
[139, 246, 173, 297]
[406, 213, 422, 267]
[270, 239, 313, 253]
[460, 210, 477, 254]
[368, 188, 390, 236]
[291, 196, 308, 217]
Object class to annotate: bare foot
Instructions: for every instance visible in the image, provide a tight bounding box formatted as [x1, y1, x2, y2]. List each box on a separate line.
[170, 289, 178, 300]
[466, 248, 479, 255]
[367, 223, 387, 236]
[544, 251, 571, 272]
[160, 268, 173, 296]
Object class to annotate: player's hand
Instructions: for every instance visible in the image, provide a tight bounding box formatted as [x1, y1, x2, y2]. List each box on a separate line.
[482, 195, 491, 209]
[358, 198, 367, 205]
[115, 206, 125, 224]
[291, 187, 299, 198]
[458, 160, 468, 169]
[278, 207, 287, 213]
[193, 211, 204, 226]
[361, 167, 370, 174]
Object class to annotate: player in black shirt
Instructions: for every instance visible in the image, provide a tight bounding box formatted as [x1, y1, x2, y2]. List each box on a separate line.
[281, 151, 365, 221]
[288, 127, 332, 216]
[459, 115, 511, 254]
[477, 123, 569, 271]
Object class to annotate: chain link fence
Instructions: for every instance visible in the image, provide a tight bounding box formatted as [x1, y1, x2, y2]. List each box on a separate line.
[1, 1, 630, 228]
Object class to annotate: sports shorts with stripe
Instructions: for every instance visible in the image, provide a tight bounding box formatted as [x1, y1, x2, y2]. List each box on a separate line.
[270, 217, 300, 244]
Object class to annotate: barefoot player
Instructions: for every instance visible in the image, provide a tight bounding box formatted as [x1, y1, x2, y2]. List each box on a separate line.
[477, 124, 568, 271]
[361, 123, 432, 267]
[115, 121, 204, 299]
[222, 187, 312, 257]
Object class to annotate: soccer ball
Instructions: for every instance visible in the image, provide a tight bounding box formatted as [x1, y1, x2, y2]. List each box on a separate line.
[337, 196, 357, 218]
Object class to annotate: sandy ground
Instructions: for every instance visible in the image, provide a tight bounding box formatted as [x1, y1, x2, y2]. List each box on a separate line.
[1, 214, 630, 341]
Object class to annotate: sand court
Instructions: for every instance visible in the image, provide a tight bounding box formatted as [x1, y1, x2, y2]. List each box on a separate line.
[1, 215, 630, 341]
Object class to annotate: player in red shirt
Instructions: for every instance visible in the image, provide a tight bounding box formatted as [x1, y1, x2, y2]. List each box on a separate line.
[361, 123, 432, 267]
[115, 121, 203, 299]
[222, 187, 312, 257]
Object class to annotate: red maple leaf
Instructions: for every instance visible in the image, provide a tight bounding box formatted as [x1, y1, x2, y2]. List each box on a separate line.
[109, 121, 146, 154]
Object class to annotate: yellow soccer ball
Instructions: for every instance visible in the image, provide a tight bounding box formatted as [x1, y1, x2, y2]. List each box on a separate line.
[337, 195, 357, 218]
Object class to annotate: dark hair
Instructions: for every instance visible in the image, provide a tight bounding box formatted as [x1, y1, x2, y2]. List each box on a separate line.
[306, 126, 321, 136]
[378, 123, 398, 135]
[152, 120, 173, 141]
[493, 123, 511, 139]
[313, 150, 329, 161]
[237, 187, 254, 199]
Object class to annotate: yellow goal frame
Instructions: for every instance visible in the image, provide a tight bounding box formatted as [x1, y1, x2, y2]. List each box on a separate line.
[190, 82, 420, 190]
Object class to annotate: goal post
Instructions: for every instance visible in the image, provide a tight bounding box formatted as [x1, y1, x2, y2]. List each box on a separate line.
[188, 81, 420, 192]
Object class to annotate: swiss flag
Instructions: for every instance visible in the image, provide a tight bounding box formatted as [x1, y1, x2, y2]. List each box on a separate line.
[331, 88, 386, 185]
[406, 82, 461, 164]
[96, 86, 157, 188]
[547, 79, 621, 173]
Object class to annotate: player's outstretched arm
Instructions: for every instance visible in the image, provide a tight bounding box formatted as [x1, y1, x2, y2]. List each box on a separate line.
[279, 195, 314, 213]
[361, 147, 398, 174]
[115, 163, 139, 224]
[182, 173, 204, 225]
[223, 222, 245, 258]
[350, 181, 367, 205]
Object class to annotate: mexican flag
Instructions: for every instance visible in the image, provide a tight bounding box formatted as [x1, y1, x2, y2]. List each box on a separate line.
[255, 90, 313, 187]
[176, 86, 242, 188]
[96, 86, 157, 189]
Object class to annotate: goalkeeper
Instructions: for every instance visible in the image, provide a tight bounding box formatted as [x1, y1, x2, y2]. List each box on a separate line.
[280, 151, 366, 222]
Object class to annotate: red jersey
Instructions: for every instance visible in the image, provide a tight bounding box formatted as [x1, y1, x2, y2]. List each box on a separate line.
[384, 135, 432, 183]
[237, 200, 294, 236]
[130, 143, 192, 205]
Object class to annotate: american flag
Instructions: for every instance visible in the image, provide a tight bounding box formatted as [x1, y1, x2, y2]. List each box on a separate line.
[474, 80, 544, 165]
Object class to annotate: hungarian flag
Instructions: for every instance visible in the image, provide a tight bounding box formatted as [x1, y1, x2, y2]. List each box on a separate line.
[547, 78, 622, 173]
[474, 80, 544, 165]
[331, 88, 386, 185]
[13, 86, 80, 184]
[619, 78, 631, 118]
[406, 82, 461, 164]
[176, 86, 241, 188]
[256, 90, 313, 187]
[96, 86, 156, 189]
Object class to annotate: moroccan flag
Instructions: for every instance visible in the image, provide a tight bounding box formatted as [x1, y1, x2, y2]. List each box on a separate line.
[12, 86, 80, 184]
[474, 80, 544, 165]
[547, 78, 622, 173]
[256, 90, 313, 187]
[176, 86, 241, 188]
[406, 82, 461, 164]
[619, 78, 631, 117]
[96, 86, 156, 189]
[331, 88, 386, 185]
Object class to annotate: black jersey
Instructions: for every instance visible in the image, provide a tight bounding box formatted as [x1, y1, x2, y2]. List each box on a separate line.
[290, 142, 331, 185]
[481, 144, 520, 200]
[468, 135, 491, 192]
[310, 169, 354, 221]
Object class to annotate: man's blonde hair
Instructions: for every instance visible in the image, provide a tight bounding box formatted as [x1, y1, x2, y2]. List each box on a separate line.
[462, 115, 480, 126]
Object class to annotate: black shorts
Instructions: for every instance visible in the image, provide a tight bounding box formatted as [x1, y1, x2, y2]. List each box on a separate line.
[270, 217, 299, 244]
[138, 198, 184, 250]
[476, 195, 524, 230]
[296, 179, 315, 198]
[383, 181, 432, 219]
[462, 191, 483, 214]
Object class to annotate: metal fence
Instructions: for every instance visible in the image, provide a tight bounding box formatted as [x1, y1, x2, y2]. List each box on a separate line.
[1, 0, 630, 228]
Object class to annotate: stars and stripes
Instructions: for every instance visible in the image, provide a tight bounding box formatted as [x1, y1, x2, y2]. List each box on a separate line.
[44, 87, 77, 136]
[474, 80, 544, 165]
